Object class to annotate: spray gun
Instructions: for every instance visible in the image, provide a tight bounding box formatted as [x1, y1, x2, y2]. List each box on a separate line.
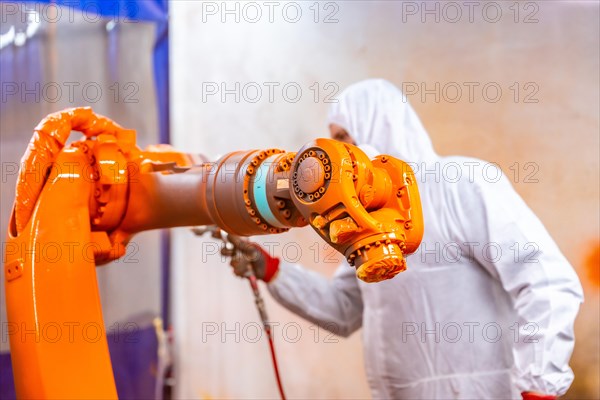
[192, 225, 287, 400]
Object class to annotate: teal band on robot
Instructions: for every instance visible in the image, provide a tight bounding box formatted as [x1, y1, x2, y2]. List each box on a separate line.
[253, 154, 287, 228]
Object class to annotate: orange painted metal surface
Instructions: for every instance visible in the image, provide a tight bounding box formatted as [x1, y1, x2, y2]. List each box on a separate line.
[4, 108, 423, 398]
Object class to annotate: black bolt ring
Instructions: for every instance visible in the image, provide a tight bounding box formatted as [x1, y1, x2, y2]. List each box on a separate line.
[292, 147, 332, 203]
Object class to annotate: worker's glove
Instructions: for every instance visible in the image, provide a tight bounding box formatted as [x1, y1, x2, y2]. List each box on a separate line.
[522, 392, 557, 400]
[221, 239, 280, 283]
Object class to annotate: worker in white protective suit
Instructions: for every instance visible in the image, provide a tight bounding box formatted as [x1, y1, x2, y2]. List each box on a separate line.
[227, 79, 584, 399]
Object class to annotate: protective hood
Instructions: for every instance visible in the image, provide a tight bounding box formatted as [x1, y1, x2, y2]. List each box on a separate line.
[327, 79, 438, 164]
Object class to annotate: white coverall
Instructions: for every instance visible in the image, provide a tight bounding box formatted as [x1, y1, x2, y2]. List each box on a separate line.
[268, 79, 584, 399]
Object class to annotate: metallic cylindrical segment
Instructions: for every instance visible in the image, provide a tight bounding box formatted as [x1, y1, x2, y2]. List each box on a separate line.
[252, 154, 288, 228]
[203, 149, 293, 235]
[205, 150, 263, 235]
[119, 167, 213, 234]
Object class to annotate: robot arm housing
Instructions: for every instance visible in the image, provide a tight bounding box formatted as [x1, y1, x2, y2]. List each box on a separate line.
[4, 108, 423, 398]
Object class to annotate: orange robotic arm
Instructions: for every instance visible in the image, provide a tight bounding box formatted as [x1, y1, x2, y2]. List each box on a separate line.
[4, 107, 423, 399]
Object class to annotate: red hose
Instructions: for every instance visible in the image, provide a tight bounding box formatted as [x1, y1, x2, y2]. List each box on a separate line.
[265, 324, 287, 400]
[247, 275, 287, 400]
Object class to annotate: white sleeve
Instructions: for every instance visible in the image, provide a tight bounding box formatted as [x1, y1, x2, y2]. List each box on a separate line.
[450, 174, 584, 396]
[267, 261, 363, 337]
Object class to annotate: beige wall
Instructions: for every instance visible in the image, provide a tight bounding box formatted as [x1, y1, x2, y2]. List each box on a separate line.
[171, 1, 599, 399]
